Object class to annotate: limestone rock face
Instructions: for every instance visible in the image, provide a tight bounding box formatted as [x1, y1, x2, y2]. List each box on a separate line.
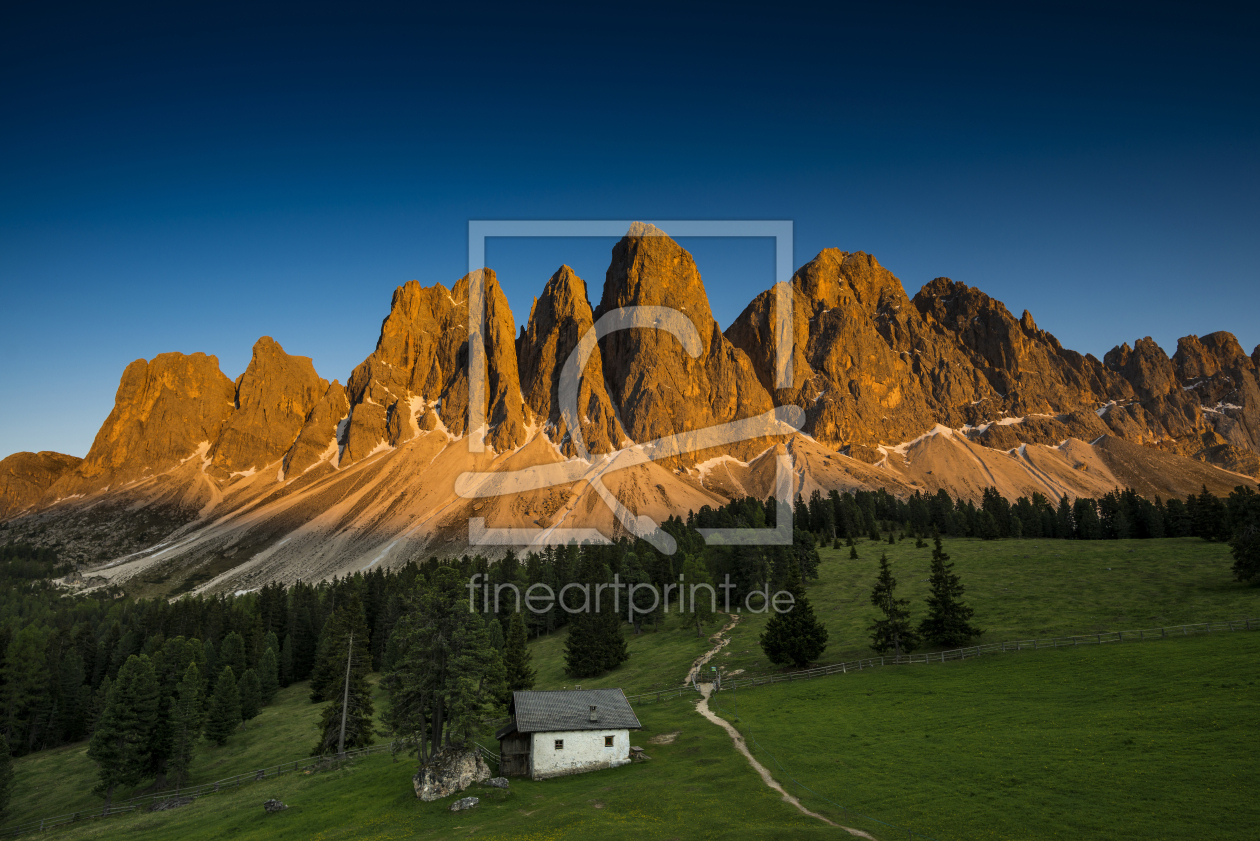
[1104, 337, 1178, 400]
[912, 278, 1130, 416]
[413, 748, 491, 801]
[343, 270, 529, 464]
[0, 451, 82, 519]
[728, 249, 987, 449]
[596, 223, 772, 461]
[48, 352, 235, 497]
[1173, 332, 1252, 381]
[281, 381, 350, 477]
[517, 265, 624, 455]
[208, 337, 327, 479]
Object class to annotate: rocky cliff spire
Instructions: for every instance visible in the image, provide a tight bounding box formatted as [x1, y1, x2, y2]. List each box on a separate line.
[517, 265, 624, 455]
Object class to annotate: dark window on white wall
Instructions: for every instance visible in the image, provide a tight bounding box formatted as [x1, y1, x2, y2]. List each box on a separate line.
[605, 735, 614, 747]
[554, 739, 564, 750]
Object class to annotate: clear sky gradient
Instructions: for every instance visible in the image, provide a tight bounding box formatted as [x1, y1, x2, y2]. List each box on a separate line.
[2, 2, 1257, 457]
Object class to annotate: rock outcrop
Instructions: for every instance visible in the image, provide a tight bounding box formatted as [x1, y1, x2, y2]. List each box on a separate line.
[413, 748, 491, 801]
[47, 352, 235, 498]
[207, 337, 327, 479]
[281, 380, 350, 477]
[0, 451, 82, 519]
[343, 270, 529, 463]
[596, 222, 773, 463]
[517, 265, 624, 455]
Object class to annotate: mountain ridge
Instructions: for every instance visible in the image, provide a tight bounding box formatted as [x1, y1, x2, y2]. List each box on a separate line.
[2, 225, 1257, 593]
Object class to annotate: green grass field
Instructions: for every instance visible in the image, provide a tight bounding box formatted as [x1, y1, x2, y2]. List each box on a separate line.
[32, 695, 835, 841]
[714, 631, 1260, 841]
[7, 537, 1258, 839]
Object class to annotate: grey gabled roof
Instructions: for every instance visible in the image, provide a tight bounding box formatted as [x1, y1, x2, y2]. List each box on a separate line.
[509, 689, 641, 734]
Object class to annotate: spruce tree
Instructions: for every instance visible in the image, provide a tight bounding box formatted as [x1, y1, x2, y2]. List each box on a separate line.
[239, 669, 262, 721]
[1228, 486, 1260, 582]
[257, 647, 280, 705]
[167, 662, 203, 787]
[310, 593, 371, 703]
[502, 612, 536, 698]
[0, 734, 13, 817]
[87, 654, 160, 809]
[312, 630, 375, 757]
[849, 545, 859, 560]
[681, 554, 716, 638]
[918, 534, 983, 647]
[563, 550, 628, 678]
[867, 553, 920, 656]
[203, 667, 241, 746]
[759, 562, 828, 668]
[279, 635, 294, 687]
[217, 632, 247, 681]
[486, 617, 505, 652]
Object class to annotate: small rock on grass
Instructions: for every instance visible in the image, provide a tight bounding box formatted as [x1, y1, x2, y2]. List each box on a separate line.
[482, 777, 509, 789]
[450, 796, 480, 812]
[263, 799, 288, 813]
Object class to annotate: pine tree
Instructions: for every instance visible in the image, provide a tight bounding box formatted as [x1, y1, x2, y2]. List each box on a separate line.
[563, 550, 629, 678]
[87, 654, 160, 810]
[681, 554, 716, 638]
[167, 662, 203, 787]
[257, 647, 279, 705]
[503, 612, 536, 697]
[486, 617, 505, 652]
[759, 562, 828, 668]
[310, 593, 371, 703]
[203, 667, 241, 746]
[279, 635, 294, 687]
[217, 632, 247, 681]
[0, 734, 13, 817]
[849, 545, 859, 560]
[239, 669, 262, 721]
[918, 534, 983, 647]
[312, 629, 376, 757]
[867, 553, 920, 656]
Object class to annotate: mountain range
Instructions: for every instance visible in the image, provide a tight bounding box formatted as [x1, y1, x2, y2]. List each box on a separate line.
[2, 223, 1257, 595]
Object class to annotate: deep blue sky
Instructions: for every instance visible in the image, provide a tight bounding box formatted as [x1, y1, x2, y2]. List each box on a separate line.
[2, 2, 1258, 458]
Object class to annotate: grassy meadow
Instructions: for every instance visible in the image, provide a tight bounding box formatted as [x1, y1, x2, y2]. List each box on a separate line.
[6, 535, 1258, 839]
[713, 630, 1260, 841]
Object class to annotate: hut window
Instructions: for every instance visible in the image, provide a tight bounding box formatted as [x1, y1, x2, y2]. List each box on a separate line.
[554, 739, 564, 750]
[605, 735, 614, 747]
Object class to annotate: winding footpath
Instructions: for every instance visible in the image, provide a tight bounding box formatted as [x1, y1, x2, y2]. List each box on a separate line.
[687, 615, 875, 839]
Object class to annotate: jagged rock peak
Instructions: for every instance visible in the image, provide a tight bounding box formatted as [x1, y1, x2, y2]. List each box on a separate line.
[47, 352, 236, 497]
[208, 337, 328, 478]
[1173, 332, 1253, 381]
[1104, 337, 1177, 400]
[282, 380, 349, 477]
[517, 265, 622, 455]
[595, 225, 773, 460]
[0, 451, 82, 520]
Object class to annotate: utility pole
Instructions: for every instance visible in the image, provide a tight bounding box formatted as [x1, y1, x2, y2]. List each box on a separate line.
[337, 631, 354, 759]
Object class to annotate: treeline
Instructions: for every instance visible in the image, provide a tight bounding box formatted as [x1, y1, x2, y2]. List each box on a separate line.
[791, 484, 1256, 543]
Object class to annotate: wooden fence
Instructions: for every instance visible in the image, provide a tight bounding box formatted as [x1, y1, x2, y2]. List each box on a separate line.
[720, 617, 1260, 692]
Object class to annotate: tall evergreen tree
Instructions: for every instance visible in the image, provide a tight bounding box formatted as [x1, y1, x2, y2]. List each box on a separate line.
[279, 634, 294, 687]
[239, 669, 262, 721]
[310, 593, 371, 703]
[167, 662, 203, 787]
[0, 734, 13, 817]
[503, 612, 536, 697]
[563, 550, 628, 678]
[217, 632, 247, 681]
[759, 562, 828, 668]
[918, 534, 983, 647]
[258, 646, 280, 704]
[867, 553, 920, 656]
[87, 654, 160, 810]
[312, 630, 375, 757]
[1228, 485, 1260, 582]
[203, 667, 241, 747]
[681, 554, 716, 637]
[383, 566, 504, 760]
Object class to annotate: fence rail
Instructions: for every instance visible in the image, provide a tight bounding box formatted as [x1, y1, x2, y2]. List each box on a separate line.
[720, 617, 1260, 692]
[0, 741, 398, 839]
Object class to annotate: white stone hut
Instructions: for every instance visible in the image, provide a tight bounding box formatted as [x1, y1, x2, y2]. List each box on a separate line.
[496, 688, 642, 780]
